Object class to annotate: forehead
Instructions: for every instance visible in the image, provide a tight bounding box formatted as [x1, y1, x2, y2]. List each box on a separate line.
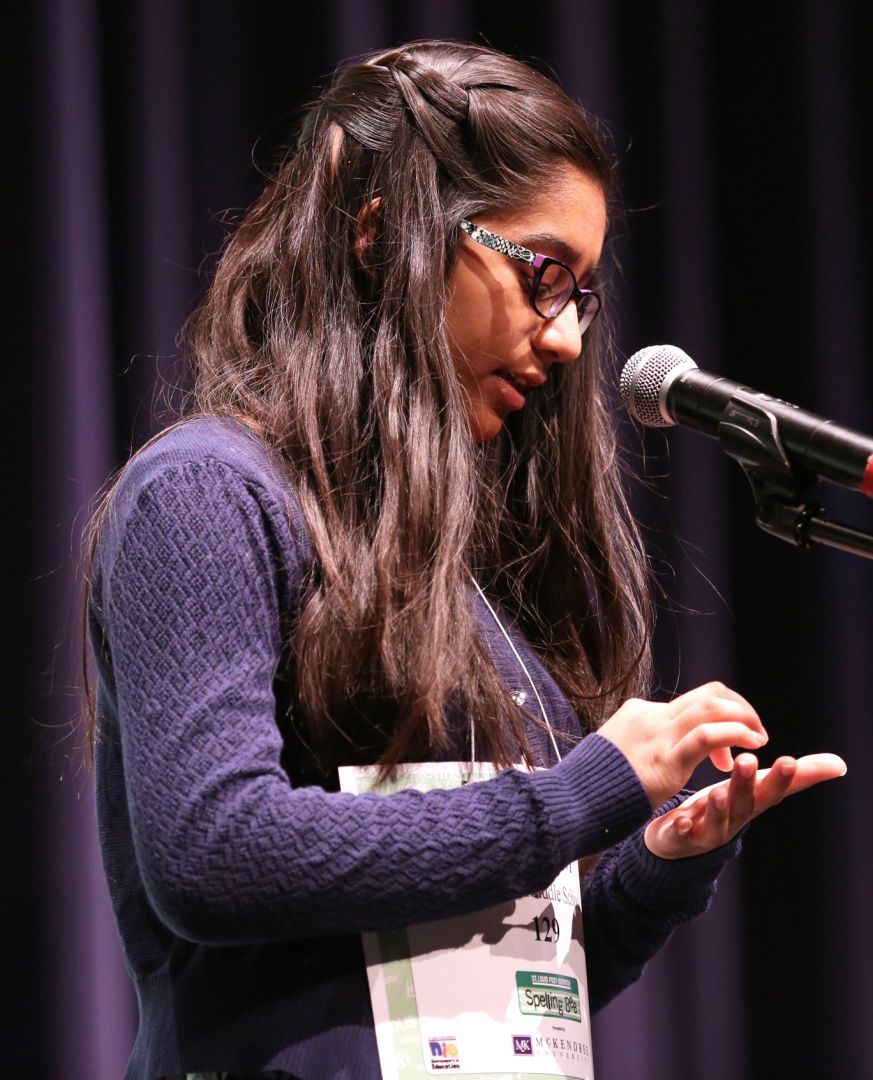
[481, 165, 607, 267]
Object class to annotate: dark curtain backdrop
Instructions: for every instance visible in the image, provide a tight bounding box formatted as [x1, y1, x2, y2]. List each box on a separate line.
[7, 3, 872, 1077]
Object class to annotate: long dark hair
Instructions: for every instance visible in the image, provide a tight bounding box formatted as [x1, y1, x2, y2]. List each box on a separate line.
[87, 40, 652, 771]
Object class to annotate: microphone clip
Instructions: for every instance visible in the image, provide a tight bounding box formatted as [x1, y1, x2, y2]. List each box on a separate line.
[717, 397, 873, 560]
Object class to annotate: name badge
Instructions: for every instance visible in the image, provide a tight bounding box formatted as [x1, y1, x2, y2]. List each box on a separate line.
[339, 762, 594, 1079]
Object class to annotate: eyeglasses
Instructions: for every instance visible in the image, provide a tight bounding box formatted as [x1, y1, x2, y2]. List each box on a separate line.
[459, 219, 601, 334]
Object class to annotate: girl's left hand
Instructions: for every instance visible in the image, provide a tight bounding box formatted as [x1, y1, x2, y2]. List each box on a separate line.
[644, 752, 847, 860]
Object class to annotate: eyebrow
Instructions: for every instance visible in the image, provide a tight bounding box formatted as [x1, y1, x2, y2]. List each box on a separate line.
[516, 232, 578, 263]
[515, 231, 600, 285]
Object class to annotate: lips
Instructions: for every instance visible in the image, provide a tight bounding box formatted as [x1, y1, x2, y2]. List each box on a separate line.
[493, 370, 536, 411]
[500, 370, 529, 394]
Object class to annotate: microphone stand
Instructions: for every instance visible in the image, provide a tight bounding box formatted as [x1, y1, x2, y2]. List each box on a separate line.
[717, 398, 873, 561]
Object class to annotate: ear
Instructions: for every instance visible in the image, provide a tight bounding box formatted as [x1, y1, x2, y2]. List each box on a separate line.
[354, 197, 382, 270]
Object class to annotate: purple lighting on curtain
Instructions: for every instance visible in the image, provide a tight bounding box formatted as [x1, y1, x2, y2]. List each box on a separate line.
[799, 3, 873, 1074]
[41, 0, 135, 1077]
[331, 0, 391, 61]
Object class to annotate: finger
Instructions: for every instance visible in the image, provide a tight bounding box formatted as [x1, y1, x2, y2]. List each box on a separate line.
[673, 784, 719, 812]
[710, 746, 734, 773]
[669, 683, 767, 741]
[784, 753, 847, 793]
[673, 816, 694, 840]
[665, 681, 757, 719]
[727, 753, 758, 830]
[651, 784, 733, 859]
[644, 810, 698, 859]
[670, 690, 768, 773]
[750, 756, 797, 814]
[674, 721, 768, 775]
[701, 782, 732, 842]
[664, 794, 709, 830]
[681, 752, 847, 817]
[750, 753, 847, 812]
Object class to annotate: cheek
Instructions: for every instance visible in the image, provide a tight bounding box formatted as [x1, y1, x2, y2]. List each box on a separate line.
[445, 259, 502, 373]
[446, 303, 510, 390]
[445, 305, 478, 367]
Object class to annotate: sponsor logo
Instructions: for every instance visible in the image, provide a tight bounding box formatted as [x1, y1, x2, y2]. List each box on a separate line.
[516, 1033, 592, 1068]
[516, 970, 582, 1023]
[513, 1035, 533, 1056]
[428, 1036, 460, 1071]
[534, 1034, 592, 1064]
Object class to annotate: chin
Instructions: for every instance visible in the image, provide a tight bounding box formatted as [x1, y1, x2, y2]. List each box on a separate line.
[470, 416, 505, 442]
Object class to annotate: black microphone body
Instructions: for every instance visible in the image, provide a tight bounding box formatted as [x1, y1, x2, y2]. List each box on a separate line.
[621, 346, 873, 499]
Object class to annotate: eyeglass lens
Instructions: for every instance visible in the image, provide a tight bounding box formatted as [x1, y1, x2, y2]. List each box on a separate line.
[534, 263, 600, 332]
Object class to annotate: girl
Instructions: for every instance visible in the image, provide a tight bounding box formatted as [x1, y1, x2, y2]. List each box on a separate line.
[86, 40, 844, 1080]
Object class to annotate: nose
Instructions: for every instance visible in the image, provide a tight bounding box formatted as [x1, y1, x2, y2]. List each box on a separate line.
[533, 302, 582, 364]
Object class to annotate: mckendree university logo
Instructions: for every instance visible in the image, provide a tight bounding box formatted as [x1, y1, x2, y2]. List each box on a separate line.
[428, 1035, 460, 1070]
[513, 1031, 592, 1066]
[513, 1034, 534, 1056]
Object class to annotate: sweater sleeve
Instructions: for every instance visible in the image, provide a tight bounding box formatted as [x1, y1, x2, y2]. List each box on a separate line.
[581, 801, 743, 1012]
[100, 457, 654, 946]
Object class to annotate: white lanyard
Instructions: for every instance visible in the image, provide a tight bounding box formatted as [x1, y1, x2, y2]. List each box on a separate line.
[472, 579, 563, 764]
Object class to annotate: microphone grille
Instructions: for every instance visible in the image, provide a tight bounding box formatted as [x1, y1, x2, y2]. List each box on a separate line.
[619, 345, 698, 427]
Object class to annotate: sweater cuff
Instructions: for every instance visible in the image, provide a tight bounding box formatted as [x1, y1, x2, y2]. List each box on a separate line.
[530, 733, 653, 866]
[614, 827, 743, 917]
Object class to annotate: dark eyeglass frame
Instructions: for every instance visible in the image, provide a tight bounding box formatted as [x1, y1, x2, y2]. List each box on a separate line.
[459, 219, 601, 333]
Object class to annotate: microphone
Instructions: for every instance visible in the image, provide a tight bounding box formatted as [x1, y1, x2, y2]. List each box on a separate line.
[620, 345, 873, 500]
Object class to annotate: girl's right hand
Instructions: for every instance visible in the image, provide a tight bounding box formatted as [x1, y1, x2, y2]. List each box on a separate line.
[597, 682, 769, 809]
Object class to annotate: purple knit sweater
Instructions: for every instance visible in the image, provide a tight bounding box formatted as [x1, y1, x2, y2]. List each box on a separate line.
[89, 418, 738, 1079]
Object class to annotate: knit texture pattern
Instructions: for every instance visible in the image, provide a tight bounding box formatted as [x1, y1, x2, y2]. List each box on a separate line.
[90, 417, 739, 1079]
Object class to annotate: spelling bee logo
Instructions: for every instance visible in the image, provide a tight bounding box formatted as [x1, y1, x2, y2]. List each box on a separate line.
[427, 1035, 460, 1071]
[516, 971, 582, 1022]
